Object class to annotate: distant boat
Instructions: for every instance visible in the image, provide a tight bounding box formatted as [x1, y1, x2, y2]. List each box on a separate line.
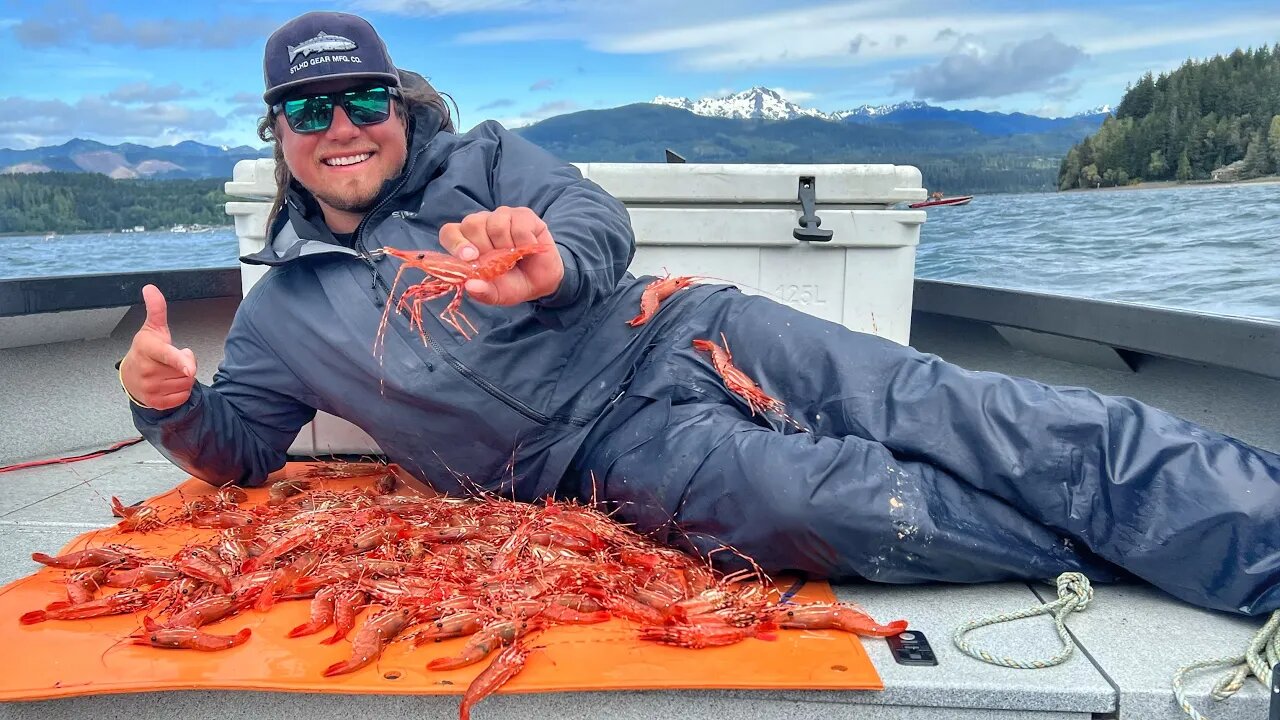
[910, 195, 974, 209]
[42, 232, 55, 241]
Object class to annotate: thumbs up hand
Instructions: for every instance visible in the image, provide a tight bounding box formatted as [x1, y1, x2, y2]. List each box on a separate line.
[120, 284, 197, 410]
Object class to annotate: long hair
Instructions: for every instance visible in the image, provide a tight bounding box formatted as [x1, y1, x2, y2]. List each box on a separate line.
[255, 70, 457, 234]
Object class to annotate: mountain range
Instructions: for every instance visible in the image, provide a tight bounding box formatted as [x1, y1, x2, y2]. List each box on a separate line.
[651, 87, 1110, 135]
[0, 138, 269, 179]
[513, 88, 1110, 192]
[0, 87, 1112, 192]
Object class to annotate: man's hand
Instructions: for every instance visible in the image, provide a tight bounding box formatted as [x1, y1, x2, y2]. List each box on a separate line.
[438, 206, 564, 306]
[120, 285, 197, 410]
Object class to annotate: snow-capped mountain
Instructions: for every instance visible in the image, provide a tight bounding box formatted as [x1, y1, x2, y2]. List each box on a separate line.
[1073, 104, 1113, 117]
[831, 101, 930, 120]
[652, 86, 827, 121]
[650, 87, 1109, 127]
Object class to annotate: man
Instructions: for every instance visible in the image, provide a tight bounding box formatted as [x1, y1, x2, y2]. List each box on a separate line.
[121, 11, 1280, 616]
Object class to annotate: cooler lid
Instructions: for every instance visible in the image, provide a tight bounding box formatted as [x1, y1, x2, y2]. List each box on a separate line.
[576, 163, 925, 205]
[227, 158, 927, 205]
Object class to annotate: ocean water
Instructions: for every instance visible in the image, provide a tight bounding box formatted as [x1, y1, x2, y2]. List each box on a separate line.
[0, 228, 242, 280]
[2, 182, 1278, 320]
[914, 183, 1280, 321]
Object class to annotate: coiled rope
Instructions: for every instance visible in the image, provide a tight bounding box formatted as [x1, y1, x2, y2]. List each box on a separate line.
[1171, 609, 1279, 720]
[952, 572, 1093, 669]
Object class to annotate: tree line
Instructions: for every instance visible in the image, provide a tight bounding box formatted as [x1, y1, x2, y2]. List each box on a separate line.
[1060, 45, 1280, 189]
[0, 172, 233, 235]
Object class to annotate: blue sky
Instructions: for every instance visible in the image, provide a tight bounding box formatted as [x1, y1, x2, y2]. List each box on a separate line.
[2, 0, 1279, 149]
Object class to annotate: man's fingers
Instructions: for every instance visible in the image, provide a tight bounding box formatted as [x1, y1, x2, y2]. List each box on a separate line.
[485, 207, 515, 250]
[460, 212, 494, 257]
[467, 274, 536, 307]
[180, 348, 197, 377]
[151, 375, 196, 396]
[465, 279, 494, 303]
[532, 220, 553, 245]
[510, 210, 544, 247]
[440, 221, 481, 261]
[139, 340, 194, 377]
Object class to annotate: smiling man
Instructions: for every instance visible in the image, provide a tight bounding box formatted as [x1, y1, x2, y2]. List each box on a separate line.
[117, 10, 1280, 618]
[263, 16, 409, 233]
[273, 80, 408, 231]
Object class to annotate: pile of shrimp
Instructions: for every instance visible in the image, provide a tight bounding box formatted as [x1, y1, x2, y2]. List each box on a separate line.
[21, 465, 907, 720]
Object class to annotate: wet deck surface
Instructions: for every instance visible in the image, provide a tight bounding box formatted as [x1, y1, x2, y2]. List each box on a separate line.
[0, 443, 1268, 720]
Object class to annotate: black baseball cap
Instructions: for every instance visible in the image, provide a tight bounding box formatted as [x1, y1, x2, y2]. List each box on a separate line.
[262, 12, 400, 105]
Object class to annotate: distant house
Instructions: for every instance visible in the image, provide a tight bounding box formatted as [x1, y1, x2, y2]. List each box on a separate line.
[1210, 160, 1246, 182]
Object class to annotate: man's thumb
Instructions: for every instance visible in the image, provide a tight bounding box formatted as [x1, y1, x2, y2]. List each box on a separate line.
[141, 284, 170, 336]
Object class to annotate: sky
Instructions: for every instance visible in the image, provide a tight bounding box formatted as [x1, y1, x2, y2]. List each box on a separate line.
[2, 0, 1279, 150]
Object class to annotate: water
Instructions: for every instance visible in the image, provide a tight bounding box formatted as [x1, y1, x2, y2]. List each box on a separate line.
[915, 183, 1280, 321]
[1, 182, 1278, 320]
[0, 228, 241, 280]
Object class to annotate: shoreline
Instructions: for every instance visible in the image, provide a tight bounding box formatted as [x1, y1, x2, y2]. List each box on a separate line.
[1061, 176, 1280, 193]
[0, 226, 235, 239]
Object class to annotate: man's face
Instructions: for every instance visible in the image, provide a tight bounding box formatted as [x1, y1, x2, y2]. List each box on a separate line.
[277, 80, 409, 230]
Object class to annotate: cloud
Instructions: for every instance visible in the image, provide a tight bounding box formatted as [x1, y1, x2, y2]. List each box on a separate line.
[531, 100, 578, 115]
[105, 82, 194, 103]
[13, 8, 275, 49]
[0, 96, 227, 149]
[529, 78, 558, 92]
[896, 34, 1087, 101]
[224, 92, 266, 120]
[491, 99, 579, 129]
[13, 19, 69, 46]
[355, 0, 540, 15]
[477, 98, 516, 110]
[458, 2, 1080, 72]
[1082, 15, 1280, 55]
[771, 87, 815, 103]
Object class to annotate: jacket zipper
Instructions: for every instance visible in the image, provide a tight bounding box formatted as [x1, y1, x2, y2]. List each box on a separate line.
[355, 145, 560, 427]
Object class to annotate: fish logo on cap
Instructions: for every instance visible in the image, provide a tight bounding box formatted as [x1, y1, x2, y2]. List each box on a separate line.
[287, 31, 357, 63]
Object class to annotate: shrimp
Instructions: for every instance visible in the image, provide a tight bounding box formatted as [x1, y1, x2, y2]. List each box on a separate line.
[458, 641, 538, 720]
[322, 606, 417, 677]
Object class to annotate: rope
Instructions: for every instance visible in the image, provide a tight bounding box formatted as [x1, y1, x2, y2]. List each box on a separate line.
[1171, 609, 1280, 720]
[952, 572, 1093, 669]
[0, 437, 144, 474]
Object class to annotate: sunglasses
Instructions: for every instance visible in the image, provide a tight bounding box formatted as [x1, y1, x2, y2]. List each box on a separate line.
[273, 86, 401, 134]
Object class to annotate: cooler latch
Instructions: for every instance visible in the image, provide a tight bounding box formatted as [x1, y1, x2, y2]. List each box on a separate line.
[794, 176, 833, 242]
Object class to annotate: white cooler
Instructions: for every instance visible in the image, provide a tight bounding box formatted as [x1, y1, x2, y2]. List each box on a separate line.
[225, 160, 926, 455]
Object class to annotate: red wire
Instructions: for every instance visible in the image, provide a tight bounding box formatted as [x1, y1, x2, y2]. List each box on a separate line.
[0, 437, 145, 475]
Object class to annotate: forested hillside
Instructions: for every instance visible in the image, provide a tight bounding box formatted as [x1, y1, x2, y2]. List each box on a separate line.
[0, 173, 232, 234]
[1059, 45, 1280, 189]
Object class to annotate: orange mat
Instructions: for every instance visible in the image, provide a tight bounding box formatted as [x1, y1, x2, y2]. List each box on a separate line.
[0, 463, 883, 701]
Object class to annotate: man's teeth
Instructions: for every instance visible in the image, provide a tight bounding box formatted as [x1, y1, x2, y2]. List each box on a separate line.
[324, 153, 372, 167]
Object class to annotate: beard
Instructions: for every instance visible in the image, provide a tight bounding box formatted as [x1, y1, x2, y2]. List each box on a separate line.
[312, 185, 382, 214]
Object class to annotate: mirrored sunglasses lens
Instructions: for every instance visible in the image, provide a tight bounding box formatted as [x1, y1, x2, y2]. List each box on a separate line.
[286, 96, 334, 133]
[343, 88, 391, 126]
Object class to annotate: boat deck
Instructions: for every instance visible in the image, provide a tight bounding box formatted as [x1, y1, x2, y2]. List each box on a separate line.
[0, 441, 1268, 720]
[3, 274, 1279, 719]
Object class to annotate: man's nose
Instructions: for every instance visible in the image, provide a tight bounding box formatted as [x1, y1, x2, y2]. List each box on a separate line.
[324, 106, 361, 140]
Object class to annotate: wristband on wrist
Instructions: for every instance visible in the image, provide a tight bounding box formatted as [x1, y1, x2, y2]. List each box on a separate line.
[114, 357, 156, 410]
